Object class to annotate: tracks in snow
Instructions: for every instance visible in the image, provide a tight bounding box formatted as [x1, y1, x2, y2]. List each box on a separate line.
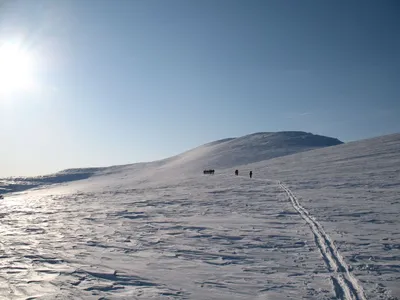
[278, 182, 366, 300]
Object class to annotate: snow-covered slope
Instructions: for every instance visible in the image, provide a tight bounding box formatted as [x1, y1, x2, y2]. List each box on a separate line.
[158, 131, 342, 174]
[1, 133, 399, 299]
[239, 133, 400, 299]
[0, 131, 342, 194]
[0, 168, 105, 194]
[69, 131, 343, 190]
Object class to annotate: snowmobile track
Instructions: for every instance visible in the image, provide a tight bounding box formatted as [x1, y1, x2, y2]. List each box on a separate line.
[278, 182, 367, 300]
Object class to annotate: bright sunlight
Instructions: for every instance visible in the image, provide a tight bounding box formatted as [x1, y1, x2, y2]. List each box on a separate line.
[0, 42, 35, 95]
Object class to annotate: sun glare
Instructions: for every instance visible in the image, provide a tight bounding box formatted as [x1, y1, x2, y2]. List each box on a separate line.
[0, 42, 35, 95]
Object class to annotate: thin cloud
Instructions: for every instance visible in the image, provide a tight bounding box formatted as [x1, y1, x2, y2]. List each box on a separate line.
[284, 112, 312, 119]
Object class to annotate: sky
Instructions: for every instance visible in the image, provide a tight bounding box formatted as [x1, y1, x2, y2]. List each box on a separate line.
[0, 0, 399, 177]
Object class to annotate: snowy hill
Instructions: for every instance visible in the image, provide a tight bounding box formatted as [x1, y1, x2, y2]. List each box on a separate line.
[0, 131, 342, 194]
[69, 131, 343, 189]
[159, 131, 343, 173]
[0, 132, 399, 299]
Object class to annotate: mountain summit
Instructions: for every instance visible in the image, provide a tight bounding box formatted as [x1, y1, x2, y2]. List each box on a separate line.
[162, 131, 343, 172]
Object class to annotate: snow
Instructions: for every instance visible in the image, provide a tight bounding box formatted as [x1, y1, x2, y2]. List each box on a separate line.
[0, 132, 399, 299]
[1, 131, 342, 195]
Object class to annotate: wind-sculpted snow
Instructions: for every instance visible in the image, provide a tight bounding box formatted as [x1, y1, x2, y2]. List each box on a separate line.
[1, 176, 335, 299]
[1, 132, 399, 299]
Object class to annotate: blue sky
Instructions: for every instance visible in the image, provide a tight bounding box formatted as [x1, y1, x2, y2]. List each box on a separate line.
[0, 0, 399, 176]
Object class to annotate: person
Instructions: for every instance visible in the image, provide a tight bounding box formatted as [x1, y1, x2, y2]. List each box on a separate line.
[235, 169, 238, 176]
[249, 171, 253, 178]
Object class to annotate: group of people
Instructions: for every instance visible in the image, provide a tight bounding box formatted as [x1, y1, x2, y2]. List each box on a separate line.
[235, 169, 253, 178]
[203, 169, 215, 174]
[203, 169, 253, 178]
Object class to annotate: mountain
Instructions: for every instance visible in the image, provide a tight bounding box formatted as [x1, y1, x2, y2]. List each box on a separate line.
[160, 131, 343, 171]
[0, 131, 343, 194]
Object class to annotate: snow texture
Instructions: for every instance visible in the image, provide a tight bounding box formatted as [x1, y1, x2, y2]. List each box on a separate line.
[0, 131, 399, 299]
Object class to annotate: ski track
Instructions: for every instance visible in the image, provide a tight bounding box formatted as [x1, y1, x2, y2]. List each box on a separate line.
[237, 174, 367, 300]
[277, 181, 367, 300]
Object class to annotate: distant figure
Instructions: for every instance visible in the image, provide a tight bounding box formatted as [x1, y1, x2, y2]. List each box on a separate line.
[249, 171, 253, 178]
[235, 169, 238, 176]
[203, 169, 215, 175]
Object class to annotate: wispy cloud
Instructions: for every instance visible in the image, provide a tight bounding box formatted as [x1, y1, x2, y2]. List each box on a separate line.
[284, 112, 312, 119]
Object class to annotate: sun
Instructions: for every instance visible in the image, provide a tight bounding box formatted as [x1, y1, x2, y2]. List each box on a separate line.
[0, 42, 35, 95]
